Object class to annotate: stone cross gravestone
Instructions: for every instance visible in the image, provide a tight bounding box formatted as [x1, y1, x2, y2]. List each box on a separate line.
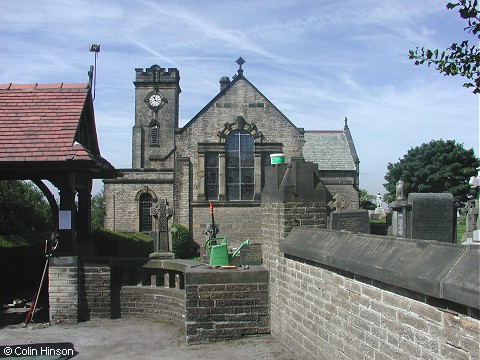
[407, 193, 454, 243]
[328, 193, 347, 211]
[150, 198, 174, 254]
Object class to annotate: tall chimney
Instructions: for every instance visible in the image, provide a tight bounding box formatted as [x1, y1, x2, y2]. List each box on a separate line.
[219, 76, 230, 91]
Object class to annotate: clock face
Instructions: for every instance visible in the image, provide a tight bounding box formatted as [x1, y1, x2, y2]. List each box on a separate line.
[149, 94, 162, 107]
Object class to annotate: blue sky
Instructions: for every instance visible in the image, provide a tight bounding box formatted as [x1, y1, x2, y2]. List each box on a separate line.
[1, 0, 478, 198]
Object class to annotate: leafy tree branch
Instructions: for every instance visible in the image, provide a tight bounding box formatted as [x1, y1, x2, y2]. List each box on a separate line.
[409, 0, 480, 93]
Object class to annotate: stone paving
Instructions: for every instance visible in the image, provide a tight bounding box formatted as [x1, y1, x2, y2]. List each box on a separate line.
[0, 299, 295, 360]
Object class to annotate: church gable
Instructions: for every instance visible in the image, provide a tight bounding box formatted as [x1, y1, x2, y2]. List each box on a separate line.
[174, 67, 305, 204]
[179, 74, 302, 143]
[177, 74, 304, 164]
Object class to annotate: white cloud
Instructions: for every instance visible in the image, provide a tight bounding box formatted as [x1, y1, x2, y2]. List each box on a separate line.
[0, 0, 477, 198]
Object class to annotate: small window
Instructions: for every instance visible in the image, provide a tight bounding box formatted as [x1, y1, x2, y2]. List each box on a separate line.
[205, 152, 219, 200]
[139, 193, 153, 232]
[151, 124, 159, 145]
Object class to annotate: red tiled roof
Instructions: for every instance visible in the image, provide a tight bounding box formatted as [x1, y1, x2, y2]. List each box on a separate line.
[0, 83, 95, 162]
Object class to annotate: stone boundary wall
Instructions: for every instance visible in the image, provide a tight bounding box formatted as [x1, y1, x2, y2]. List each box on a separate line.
[49, 257, 269, 344]
[262, 202, 480, 360]
[112, 286, 185, 322]
[79, 262, 111, 321]
[185, 266, 269, 343]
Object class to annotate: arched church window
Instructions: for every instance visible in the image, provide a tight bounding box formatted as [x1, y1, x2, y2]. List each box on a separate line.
[226, 130, 254, 200]
[150, 123, 159, 145]
[139, 193, 153, 232]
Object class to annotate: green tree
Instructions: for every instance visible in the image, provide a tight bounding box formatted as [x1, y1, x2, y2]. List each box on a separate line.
[0, 180, 53, 235]
[408, 0, 480, 93]
[171, 223, 195, 259]
[383, 140, 479, 204]
[91, 188, 105, 230]
[359, 189, 376, 210]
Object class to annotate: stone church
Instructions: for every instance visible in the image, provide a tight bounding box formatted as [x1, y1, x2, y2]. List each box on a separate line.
[103, 60, 360, 244]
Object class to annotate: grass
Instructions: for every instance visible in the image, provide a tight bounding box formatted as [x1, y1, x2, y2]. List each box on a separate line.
[456, 214, 466, 244]
[0, 232, 50, 248]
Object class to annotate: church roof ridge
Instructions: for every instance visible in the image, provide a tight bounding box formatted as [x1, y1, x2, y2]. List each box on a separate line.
[0, 83, 89, 90]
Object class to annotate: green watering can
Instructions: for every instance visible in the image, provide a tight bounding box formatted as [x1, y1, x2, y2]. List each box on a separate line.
[205, 238, 249, 267]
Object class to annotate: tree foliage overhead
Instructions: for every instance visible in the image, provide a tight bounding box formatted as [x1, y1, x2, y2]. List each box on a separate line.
[0, 180, 53, 235]
[359, 189, 376, 210]
[383, 139, 479, 204]
[408, 0, 480, 93]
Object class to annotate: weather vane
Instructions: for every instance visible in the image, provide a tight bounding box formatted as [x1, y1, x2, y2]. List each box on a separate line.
[89, 44, 101, 101]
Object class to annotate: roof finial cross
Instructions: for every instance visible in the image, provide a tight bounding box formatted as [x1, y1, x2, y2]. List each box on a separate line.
[236, 57, 245, 75]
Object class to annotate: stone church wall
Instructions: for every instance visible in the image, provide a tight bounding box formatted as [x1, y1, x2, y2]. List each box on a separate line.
[192, 203, 263, 246]
[104, 169, 174, 233]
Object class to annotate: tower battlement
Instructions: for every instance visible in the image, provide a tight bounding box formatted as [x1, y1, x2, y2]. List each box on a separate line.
[134, 65, 179, 85]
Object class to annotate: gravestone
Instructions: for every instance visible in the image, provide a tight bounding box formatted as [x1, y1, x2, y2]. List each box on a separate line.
[407, 193, 454, 243]
[330, 210, 371, 234]
[462, 200, 478, 243]
[149, 198, 175, 258]
[240, 243, 263, 266]
[389, 180, 409, 237]
[393, 210, 406, 236]
[468, 168, 480, 242]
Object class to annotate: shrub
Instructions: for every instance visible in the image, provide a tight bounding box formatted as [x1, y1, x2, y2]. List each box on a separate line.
[92, 229, 153, 257]
[171, 223, 195, 259]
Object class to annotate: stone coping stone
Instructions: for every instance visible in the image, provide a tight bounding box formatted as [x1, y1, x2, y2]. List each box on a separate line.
[83, 257, 201, 272]
[442, 245, 480, 309]
[280, 228, 344, 265]
[49, 256, 78, 267]
[281, 227, 479, 309]
[185, 265, 268, 285]
[118, 285, 186, 300]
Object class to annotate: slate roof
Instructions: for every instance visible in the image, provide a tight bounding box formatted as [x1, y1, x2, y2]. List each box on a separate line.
[0, 83, 118, 178]
[303, 130, 358, 171]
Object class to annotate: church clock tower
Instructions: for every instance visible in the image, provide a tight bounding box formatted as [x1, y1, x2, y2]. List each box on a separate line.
[132, 65, 180, 169]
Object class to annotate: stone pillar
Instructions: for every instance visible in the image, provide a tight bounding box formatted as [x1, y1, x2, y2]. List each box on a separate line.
[218, 152, 226, 200]
[261, 158, 328, 338]
[254, 151, 262, 200]
[174, 157, 191, 226]
[197, 153, 205, 200]
[49, 256, 78, 324]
